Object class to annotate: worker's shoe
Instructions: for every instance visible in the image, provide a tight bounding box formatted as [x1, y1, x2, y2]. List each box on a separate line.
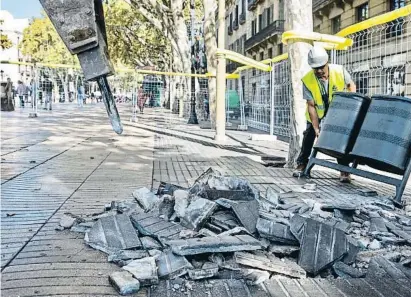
[292, 164, 306, 178]
[339, 172, 352, 183]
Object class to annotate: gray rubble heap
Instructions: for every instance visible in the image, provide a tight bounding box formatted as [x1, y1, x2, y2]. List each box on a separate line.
[62, 167, 411, 295]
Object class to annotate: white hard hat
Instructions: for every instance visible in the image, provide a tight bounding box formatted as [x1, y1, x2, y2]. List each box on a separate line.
[308, 46, 329, 68]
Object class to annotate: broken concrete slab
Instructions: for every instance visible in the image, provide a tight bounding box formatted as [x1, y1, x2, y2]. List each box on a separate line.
[188, 262, 219, 280]
[204, 189, 253, 201]
[235, 252, 306, 278]
[321, 201, 357, 212]
[109, 271, 140, 295]
[343, 237, 360, 265]
[173, 189, 190, 218]
[198, 228, 217, 237]
[158, 195, 175, 220]
[298, 218, 348, 275]
[241, 268, 271, 285]
[369, 214, 388, 233]
[141, 236, 162, 250]
[256, 218, 298, 245]
[324, 218, 350, 233]
[259, 211, 290, 226]
[356, 188, 378, 197]
[369, 239, 382, 250]
[70, 222, 95, 233]
[108, 250, 148, 266]
[181, 198, 217, 231]
[156, 250, 193, 279]
[268, 244, 300, 256]
[157, 181, 187, 196]
[218, 227, 251, 237]
[168, 235, 262, 256]
[59, 214, 77, 229]
[132, 187, 159, 212]
[130, 212, 188, 245]
[122, 257, 159, 286]
[333, 261, 365, 278]
[386, 221, 411, 244]
[210, 211, 240, 231]
[179, 230, 198, 239]
[85, 214, 142, 254]
[289, 214, 307, 242]
[216, 198, 259, 233]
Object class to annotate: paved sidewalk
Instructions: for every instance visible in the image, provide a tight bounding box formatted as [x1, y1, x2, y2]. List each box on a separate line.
[1, 104, 410, 297]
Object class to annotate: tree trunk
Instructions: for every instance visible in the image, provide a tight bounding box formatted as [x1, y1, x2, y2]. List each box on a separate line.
[203, 0, 217, 127]
[285, 1, 313, 167]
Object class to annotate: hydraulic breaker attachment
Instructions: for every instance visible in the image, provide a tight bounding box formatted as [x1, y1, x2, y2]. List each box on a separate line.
[40, 0, 123, 134]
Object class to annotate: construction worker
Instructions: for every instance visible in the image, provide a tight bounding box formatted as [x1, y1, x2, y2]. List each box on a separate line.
[293, 46, 356, 183]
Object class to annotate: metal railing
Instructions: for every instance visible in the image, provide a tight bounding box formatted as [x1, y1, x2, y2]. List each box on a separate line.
[245, 20, 285, 50]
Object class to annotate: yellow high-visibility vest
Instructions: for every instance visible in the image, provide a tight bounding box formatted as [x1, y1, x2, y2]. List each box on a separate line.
[302, 64, 345, 122]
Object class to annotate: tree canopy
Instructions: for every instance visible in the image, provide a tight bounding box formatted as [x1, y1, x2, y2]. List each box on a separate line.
[1, 33, 12, 50]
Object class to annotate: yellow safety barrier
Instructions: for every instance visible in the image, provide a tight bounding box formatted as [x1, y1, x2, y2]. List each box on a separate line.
[337, 4, 411, 37]
[0, 60, 81, 69]
[215, 49, 272, 72]
[282, 31, 353, 49]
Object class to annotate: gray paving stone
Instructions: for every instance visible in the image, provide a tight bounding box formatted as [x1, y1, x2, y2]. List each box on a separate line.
[256, 218, 299, 245]
[109, 271, 141, 295]
[181, 198, 217, 231]
[122, 257, 159, 286]
[168, 235, 262, 256]
[156, 250, 193, 279]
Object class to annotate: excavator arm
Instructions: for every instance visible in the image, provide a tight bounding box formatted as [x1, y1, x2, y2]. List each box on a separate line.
[39, 0, 123, 134]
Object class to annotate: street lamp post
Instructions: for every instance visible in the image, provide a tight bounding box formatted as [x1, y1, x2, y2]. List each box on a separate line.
[187, 0, 198, 124]
[215, 0, 226, 141]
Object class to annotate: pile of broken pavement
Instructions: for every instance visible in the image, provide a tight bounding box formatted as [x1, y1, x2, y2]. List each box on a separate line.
[59, 168, 411, 295]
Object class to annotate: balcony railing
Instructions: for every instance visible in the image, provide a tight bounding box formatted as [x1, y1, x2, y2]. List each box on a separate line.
[313, 0, 332, 12]
[245, 20, 285, 50]
[233, 18, 239, 30]
[239, 13, 246, 24]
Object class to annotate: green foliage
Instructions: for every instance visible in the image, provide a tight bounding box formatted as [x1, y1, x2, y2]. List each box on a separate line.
[20, 14, 78, 65]
[105, 0, 171, 69]
[1, 33, 13, 50]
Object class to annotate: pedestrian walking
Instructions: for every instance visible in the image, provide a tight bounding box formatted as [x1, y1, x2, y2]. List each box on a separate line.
[137, 87, 147, 113]
[292, 46, 356, 183]
[42, 76, 53, 111]
[77, 84, 85, 107]
[16, 80, 25, 108]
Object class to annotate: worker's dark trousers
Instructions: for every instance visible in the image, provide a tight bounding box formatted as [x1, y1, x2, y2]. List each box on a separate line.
[296, 121, 350, 167]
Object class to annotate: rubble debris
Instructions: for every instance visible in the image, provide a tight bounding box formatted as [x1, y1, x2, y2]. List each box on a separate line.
[173, 190, 190, 218]
[209, 253, 225, 267]
[218, 227, 251, 237]
[210, 211, 240, 231]
[333, 261, 365, 278]
[181, 198, 217, 231]
[122, 257, 159, 286]
[85, 214, 142, 254]
[289, 214, 307, 242]
[148, 249, 162, 258]
[298, 218, 348, 275]
[71, 222, 94, 233]
[205, 222, 225, 233]
[369, 239, 382, 250]
[157, 181, 186, 196]
[59, 214, 78, 229]
[158, 195, 175, 220]
[216, 198, 259, 233]
[369, 213, 388, 233]
[188, 262, 219, 280]
[343, 237, 360, 264]
[386, 222, 411, 244]
[168, 235, 262, 256]
[397, 215, 411, 227]
[198, 228, 217, 237]
[109, 271, 140, 295]
[321, 201, 357, 212]
[132, 187, 159, 212]
[203, 189, 252, 201]
[324, 217, 350, 233]
[108, 250, 148, 266]
[303, 183, 317, 191]
[141, 236, 162, 250]
[235, 252, 306, 278]
[131, 212, 187, 245]
[356, 188, 378, 197]
[268, 244, 300, 256]
[156, 250, 193, 279]
[367, 256, 411, 284]
[179, 230, 198, 239]
[256, 218, 299, 245]
[261, 188, 279, 207]
[241, 268, 271, 285]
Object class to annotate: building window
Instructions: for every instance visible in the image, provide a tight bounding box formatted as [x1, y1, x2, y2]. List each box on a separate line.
[235, 5, 239, 20]
[268, 48, 273, 58]
[266, 6, 272, 25]
[229, 13, 233, 28]
[331, 16, 341, 34]
[356, 3, 369, 21]
[259, 14, 263, 31]
[251, 20, 256, 35]
[387, 0, 405, 37]
[252, 56, 256, 76]
[277, 44, 283, 55]
[241, 0, 246, 14]
[260, 52, 264, 61]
